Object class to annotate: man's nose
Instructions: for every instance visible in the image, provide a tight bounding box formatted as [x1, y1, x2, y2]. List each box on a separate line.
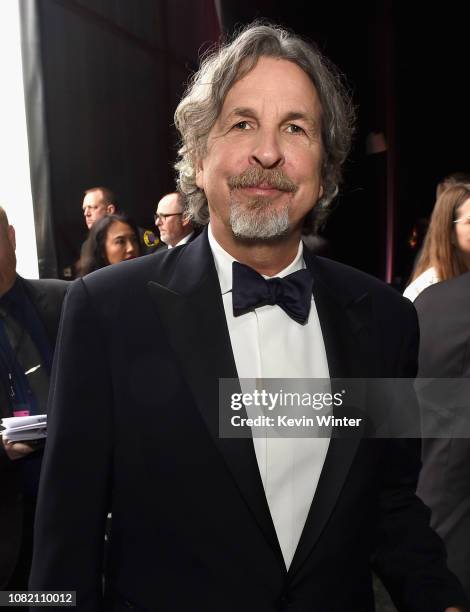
[250, 127, 284, 169]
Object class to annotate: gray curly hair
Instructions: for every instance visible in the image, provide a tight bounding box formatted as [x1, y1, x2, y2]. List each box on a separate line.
[174, 21, 355, 231]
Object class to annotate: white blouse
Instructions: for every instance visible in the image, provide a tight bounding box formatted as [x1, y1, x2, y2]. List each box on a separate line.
[403, 267, 439, 302]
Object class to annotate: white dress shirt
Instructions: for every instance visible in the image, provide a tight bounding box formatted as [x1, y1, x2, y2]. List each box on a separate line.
[208, 225, 330, 569]
[167, 231, 195, 249]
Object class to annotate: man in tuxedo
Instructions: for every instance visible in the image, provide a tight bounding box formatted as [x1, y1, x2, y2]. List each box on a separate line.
[0, 207, 67, 589]
[415, 272, 470, 600]
[154, 192, 196, 248]
[30, 23, 466, 611]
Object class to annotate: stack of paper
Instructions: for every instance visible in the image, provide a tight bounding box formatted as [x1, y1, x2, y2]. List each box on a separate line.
[1, 414, 47, 442]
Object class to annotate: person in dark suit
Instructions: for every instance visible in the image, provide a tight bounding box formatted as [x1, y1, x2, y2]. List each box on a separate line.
[79, 186, 159, 267]
[30, 23, 466, 611]
[415, 271, 470, 600]
[0, 207, 67, 590]
[154, 191, 197, 248]
[82, 187, 117, 231]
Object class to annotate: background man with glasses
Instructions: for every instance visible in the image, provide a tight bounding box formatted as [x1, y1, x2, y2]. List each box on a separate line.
[154, 192, 195, 248]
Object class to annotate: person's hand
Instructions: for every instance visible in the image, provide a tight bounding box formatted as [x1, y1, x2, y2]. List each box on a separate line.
[445, 607, 465, 612]
[2, 436, 36, 460]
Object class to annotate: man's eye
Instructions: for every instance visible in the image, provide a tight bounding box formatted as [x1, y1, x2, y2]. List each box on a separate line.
[233, 121, 251, 130]
[286, 124, 305, 134]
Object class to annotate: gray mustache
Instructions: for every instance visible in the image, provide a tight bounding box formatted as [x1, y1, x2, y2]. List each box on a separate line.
[228, 167, 297, 193]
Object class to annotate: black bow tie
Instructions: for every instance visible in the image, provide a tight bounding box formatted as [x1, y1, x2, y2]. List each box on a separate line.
[232, 261, 313, 324]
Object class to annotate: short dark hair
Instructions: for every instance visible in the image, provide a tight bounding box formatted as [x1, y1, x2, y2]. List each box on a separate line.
[78, 213, 141, 276]
[83, 186, 117, 208]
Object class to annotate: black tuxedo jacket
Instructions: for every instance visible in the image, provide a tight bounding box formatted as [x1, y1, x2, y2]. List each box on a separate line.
[30, 233, 466, 611]
[0, 276, 67, 587]
[415, 271, 470, 598]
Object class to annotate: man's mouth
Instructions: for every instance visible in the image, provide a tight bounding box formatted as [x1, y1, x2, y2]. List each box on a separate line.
[237, 185, 284, 197]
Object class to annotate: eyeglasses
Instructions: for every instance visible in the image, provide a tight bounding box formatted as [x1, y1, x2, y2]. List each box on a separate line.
[154, 212, 183, 222]
[453, 215, 470, 224]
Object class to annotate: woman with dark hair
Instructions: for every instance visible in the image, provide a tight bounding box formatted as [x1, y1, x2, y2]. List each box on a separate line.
[78, 213, 141, 277]
[404, 184, 470, 301]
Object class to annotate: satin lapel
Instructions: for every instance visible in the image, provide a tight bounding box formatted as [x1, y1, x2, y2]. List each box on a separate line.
[147, 234, 283, 562]
[289, 255, 376, 578]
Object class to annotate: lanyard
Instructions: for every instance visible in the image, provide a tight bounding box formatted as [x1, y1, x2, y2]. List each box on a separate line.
[0, 314, 35, 414]
[8, 372, 15, 400]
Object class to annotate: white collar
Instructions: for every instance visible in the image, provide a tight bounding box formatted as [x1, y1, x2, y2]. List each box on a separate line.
[166, 231, 195, 249]
[207, 223, 305, 295]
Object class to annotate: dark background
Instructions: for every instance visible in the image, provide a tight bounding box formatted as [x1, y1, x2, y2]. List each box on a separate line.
[20, 0, 470, 285]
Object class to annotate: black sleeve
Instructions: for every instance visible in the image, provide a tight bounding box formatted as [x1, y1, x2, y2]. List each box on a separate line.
[29, 279, 112, 611]
[372, 309, 468, 612]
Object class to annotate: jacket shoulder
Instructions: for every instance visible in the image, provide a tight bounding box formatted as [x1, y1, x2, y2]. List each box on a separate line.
[24, 277, 69, 294]
[82, 249, 180, 293]
[311, 256, 415, 316]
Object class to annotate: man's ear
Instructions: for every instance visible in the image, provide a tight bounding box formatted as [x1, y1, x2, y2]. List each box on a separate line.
[318, 184, 324, 201]
[8, 225, 16, 251]
[181, 212, 192, 227]
[107, 204, 116, 215]
[195, 157, 205, 191]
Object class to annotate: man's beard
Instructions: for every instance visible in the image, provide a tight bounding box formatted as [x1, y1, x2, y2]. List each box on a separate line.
[229, 196, 290, 239]
[227, 167, 297, 241]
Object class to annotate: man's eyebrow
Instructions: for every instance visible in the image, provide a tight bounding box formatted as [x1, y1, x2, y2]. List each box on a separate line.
[222, 107, 320, 132]
[283, 111, 321, 133]
[222, 107, 257, 124]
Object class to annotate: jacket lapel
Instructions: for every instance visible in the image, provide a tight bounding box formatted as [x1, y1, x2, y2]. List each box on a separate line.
[147, 236, 378, 573]
[147, 233, 283, 564]
[21, 277, 66, 345]
[288, 253, 376, 578]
